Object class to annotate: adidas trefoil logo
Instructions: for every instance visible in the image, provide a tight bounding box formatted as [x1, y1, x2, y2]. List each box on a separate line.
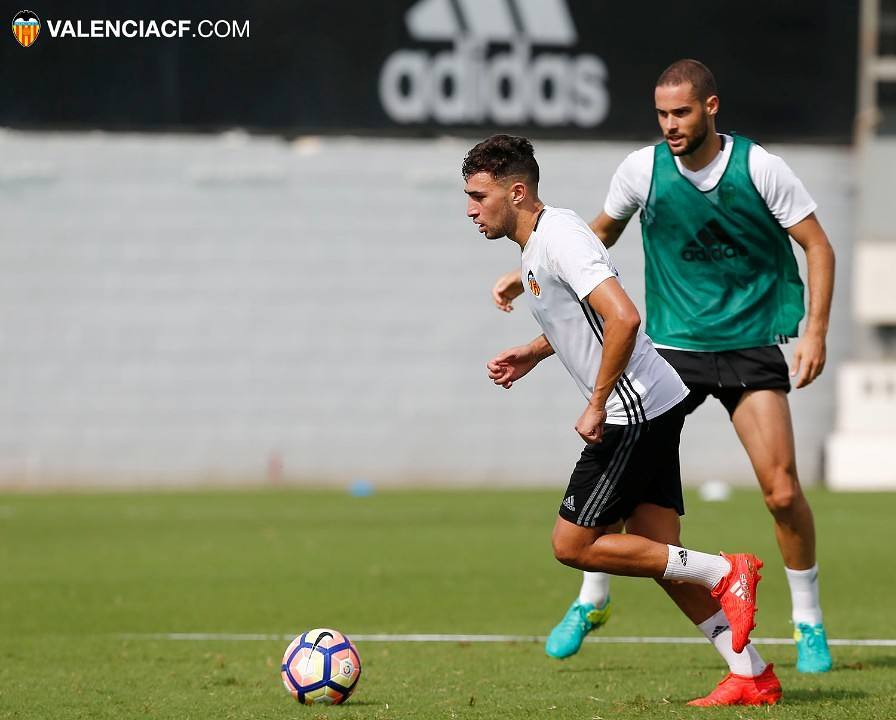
[678, 549, 688, 566]
[562, 495, 576, 512]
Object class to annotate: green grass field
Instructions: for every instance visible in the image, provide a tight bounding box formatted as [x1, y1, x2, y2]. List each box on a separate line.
[0, 487, 893, 719]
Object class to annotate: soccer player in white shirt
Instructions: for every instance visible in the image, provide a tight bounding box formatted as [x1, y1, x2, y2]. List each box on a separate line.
[463, 134, 781, 706]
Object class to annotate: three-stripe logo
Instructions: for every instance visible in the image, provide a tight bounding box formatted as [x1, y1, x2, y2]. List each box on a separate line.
[728, 573, 751, 603]
[379, 0, 609, 127]
[710, 624, 729, 639]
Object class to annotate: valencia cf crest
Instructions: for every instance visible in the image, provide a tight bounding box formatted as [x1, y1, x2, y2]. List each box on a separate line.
[12, 10, 40, 47]
[527, 270, 541, 297]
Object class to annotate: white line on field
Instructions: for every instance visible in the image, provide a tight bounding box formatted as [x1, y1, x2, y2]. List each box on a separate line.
[120, 633, 896, 647]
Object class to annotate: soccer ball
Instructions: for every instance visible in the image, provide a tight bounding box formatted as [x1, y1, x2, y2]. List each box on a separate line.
[280, 628, 362, 705]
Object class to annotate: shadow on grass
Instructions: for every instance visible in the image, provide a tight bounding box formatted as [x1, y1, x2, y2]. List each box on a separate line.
[832, 654, 896, 670]
[554, 661, 723, 674]
[554, 665, 640, 674]
[783, 688, 868, 703]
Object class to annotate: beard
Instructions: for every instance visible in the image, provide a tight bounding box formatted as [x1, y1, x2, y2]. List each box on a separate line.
[668, 116, 710, 157]
[484, 209, 512, 239]
[478, 221, 507, 240]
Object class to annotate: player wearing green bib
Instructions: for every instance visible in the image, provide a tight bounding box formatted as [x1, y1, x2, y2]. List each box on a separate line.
[491, 60, 835, 701]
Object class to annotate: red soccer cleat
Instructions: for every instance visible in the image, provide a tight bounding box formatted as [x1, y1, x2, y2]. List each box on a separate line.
[687, 663, 782, 706]
[711, 552, 762, 653]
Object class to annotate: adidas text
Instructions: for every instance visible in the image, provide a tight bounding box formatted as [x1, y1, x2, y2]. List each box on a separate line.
[680, 239, 749, 262]
[379, 0, 609, 127]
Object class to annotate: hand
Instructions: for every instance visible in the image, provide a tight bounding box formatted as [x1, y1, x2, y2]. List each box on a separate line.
[486, 345, 539, 389]
[576, 404, 607, 444]
[492, 270, 524, 313]
[790, 332, 827, 388]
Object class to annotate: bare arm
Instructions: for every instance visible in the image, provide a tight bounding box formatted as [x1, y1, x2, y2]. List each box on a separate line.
[787, 213, 835, 388]
[492, 269, 524, 312]
[589, 212, 631, 249]
[575, 278, 641, 443]
[523, 333, 555, 362]
[585, 278, 641, 409]
[486, 334, 554, 389]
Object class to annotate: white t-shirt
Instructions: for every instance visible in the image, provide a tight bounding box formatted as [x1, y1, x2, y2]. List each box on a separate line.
[521, 206, 688, 424]
[604, 134, 817, 229]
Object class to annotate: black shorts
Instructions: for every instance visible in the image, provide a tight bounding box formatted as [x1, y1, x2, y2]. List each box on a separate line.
[657, 346, 791, 418]
[559, 402, 686, 528]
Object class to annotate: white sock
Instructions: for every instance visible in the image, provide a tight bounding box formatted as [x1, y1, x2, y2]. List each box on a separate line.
[698, 609, 767, 676]
[785, 564, 823, 625]
[662, 545, 730, 589]
[578, 572, 610, 607]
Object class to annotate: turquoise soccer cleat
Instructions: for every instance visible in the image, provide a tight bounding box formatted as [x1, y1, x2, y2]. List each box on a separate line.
[794, 622, 833, 673]
[545, 597, 611, 659]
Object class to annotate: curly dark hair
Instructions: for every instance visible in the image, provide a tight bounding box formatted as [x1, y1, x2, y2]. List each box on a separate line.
[461, 134, 539, 186]
[656, 59, 717, 101]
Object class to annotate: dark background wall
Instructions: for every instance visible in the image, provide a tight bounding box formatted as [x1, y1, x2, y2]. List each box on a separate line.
[2, 1, 858, 142]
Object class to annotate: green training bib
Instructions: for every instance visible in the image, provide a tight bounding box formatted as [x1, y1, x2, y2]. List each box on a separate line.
[640, 135, 805, 350]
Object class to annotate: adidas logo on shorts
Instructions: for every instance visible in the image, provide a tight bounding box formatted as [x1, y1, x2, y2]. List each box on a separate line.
[562, 495, 576, 512]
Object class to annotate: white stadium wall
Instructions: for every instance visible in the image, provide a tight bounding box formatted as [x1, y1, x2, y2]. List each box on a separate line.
[0, 131, 853, 488]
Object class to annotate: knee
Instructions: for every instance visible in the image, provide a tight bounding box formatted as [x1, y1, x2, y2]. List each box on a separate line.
[762, 468, 803, 516]
[552, 535, 586, 569]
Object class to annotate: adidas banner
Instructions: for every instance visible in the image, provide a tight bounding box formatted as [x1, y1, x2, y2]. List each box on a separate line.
[1, 0, 857, 142]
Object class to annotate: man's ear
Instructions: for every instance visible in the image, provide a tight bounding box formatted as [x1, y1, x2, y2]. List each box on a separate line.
[510, 181, 528, 205]
[706, 94, 719, 117]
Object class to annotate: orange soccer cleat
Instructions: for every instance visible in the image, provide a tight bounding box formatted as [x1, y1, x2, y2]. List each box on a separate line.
[687, 663, 782, 707]
[711, 552, 762, 653]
